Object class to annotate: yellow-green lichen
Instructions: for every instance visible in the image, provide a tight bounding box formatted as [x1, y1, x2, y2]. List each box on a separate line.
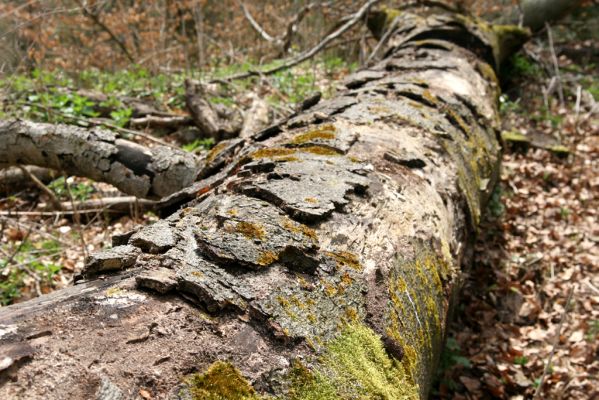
[183, 361, 259, 400]
[300, 146, 342, 156]
[282, 218, 318, 242]
[105, 287, 125, 297]
[291, 124, 336, 144]
[251, 147, 297, 159]
[206, 141, 229, 163]
[257, 250, 279, 266]
[501, 130, 530, 144]
[235, 221, 266, 240]
[384, 251, 449, 397]
[326, 251, 363, 271]
[288, 324, 419, 400]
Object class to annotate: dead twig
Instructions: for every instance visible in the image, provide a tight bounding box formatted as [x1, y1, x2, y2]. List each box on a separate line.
[366, 15, 400, 65]
[62, 176, 88, 259]
[17, 165, 62, 211]
[74, 0, 135, 63]
[545, 22, 564, 106]
[238, 1, 276, 43]
[213, 0, 381, 83]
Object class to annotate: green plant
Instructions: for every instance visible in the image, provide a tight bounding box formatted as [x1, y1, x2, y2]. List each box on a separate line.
[109, 107, 133, 127]
[182, 138, 215, 152]
[514, 356, 528, 366]
[48, 177, 95, 201]
[488, 185, 505, 218]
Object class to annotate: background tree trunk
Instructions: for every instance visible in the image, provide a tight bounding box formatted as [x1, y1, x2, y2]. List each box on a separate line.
[0, 7, 527, 400]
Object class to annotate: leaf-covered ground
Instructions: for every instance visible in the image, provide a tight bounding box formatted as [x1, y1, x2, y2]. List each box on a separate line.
[434, 8, 598, 399]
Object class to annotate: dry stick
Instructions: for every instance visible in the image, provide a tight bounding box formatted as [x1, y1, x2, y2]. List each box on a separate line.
[238, 1, 276, 42]
[211, 0, 381, 84]
[365, 15, 401, 65]
[533, 286, 575, 399]
[62, 176, 88, 259]
[1, 226, 32, 269]
[545, 22, 564, 106]
[17, 165, 62, 211]
[74, 0, 135, 63]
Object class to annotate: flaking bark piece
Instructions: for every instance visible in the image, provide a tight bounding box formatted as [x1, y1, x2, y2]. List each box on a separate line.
[192, 194, 319, 270]
[84, 245, 141, 275]
[129, 220, 175, 254]
[176, 259, 254, 312]
[238, 150, 370, 221]
[343, 69, 386, 89]
[135, 267, 177, 294]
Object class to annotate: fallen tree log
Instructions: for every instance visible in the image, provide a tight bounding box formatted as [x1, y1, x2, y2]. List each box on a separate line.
[0, 5, 530, 400]
[0, 121, 199, 199]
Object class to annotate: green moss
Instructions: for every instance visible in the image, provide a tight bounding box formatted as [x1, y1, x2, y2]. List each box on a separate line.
[289, 324, 419, 400]
[501, 130, 530, 143]
[291, 125, 336, 144]
[491, 24, 531, 64]
[235, 221, 266, 240]
[549, 145, 570, 156]
[184, 361, 259, 400]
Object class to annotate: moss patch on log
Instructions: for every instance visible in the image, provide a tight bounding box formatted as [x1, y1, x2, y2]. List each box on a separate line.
[183, 361, 259, 400]
[288, 324, 419, 400]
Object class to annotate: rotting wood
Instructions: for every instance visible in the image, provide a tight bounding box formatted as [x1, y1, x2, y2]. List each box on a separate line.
[0, 6, 531, 400]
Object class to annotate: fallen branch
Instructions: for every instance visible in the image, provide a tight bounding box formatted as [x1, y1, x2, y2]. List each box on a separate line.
[74, 0, 135, 63]
[238, 1, 276, 42]
[17, 165, 62, 210]
[38, 196, 157, 214]
[212, 0, 381, 83]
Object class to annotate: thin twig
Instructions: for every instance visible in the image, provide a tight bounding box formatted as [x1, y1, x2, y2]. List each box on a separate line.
[533, 286, 574, 399]
[366, 15, 401, 65]
[1, 226, 32, 269]
[545, 22, 564, 106]
[75, 0, 135, 63]
[17, 165, 62, 210]
[212, 0, 381, 83]
[238, 1, 276, 42]
[62, 176, 88, 259]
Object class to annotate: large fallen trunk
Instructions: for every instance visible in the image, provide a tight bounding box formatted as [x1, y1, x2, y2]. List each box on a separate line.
[0, 7, 528, 400]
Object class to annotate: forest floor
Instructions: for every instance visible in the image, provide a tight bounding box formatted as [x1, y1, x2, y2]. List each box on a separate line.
[434, 11, 599, 400]
[0, 8, 597, 400]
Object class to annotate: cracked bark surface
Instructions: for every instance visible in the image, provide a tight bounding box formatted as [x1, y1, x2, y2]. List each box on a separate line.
[0, 8, 526, 400]
[0, 120, 199, 198]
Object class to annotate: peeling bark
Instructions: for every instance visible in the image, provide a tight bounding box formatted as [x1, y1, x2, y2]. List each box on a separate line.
[0, 8, 525, 400]
[0, 120, 200, 199]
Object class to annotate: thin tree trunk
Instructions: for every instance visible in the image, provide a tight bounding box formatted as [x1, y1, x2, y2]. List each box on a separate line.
[0, 7, 528, 400]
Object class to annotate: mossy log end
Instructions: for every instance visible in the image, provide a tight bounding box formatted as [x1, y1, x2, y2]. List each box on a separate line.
[0, 8, 518, 400]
